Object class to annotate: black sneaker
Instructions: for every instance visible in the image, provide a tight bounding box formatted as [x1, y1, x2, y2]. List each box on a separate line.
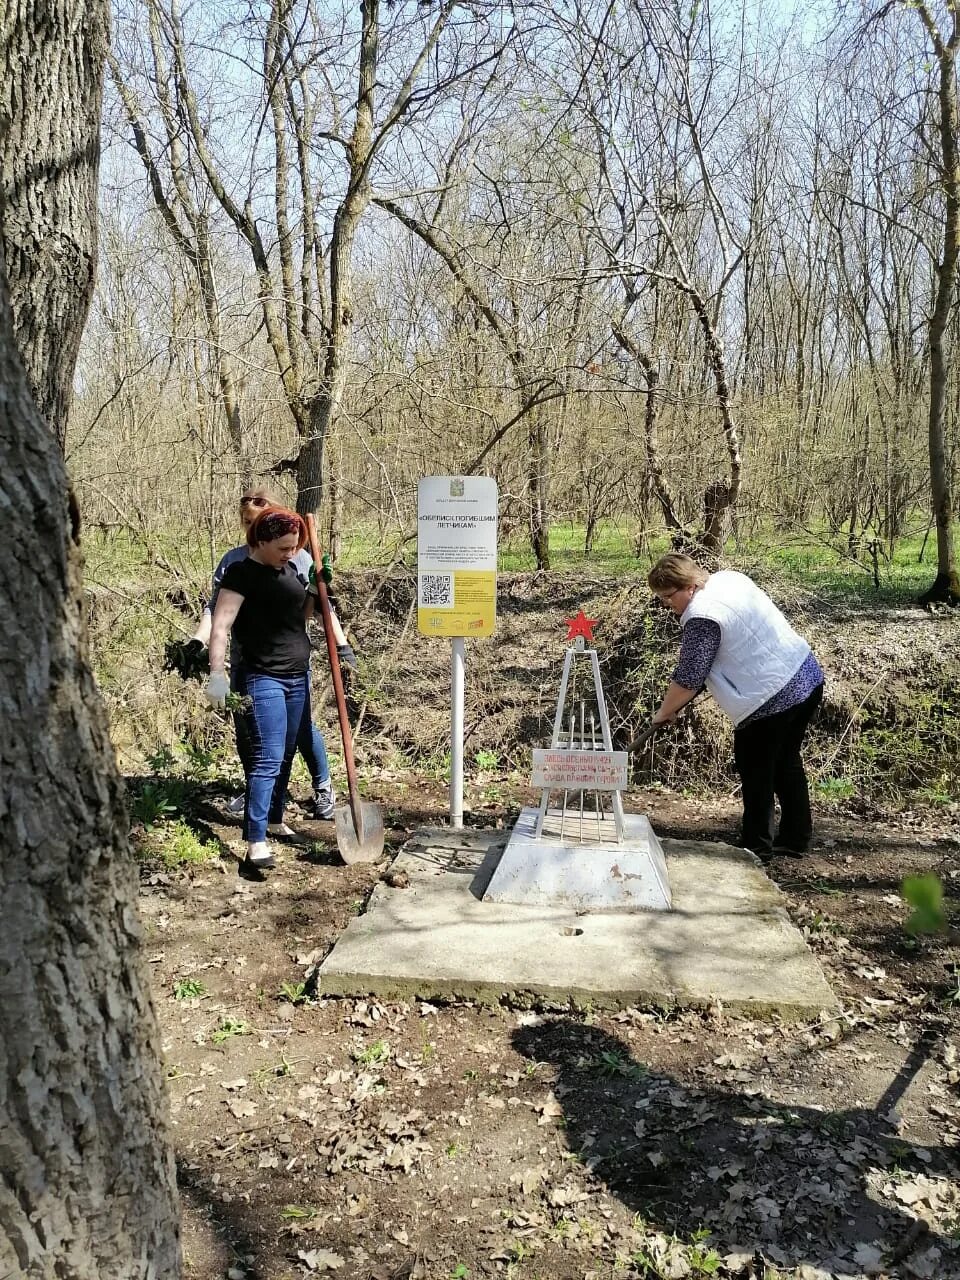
[310, 780, 336, 820]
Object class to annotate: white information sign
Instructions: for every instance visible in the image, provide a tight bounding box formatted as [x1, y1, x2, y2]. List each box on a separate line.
[531, 749, 629, 791]
[417, 476, 498, 637]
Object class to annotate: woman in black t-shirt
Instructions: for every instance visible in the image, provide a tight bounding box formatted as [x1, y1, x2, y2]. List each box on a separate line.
[206, 507, 316, 872]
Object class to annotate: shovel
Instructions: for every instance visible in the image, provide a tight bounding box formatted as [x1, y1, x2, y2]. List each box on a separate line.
[306, 515, 385, 863]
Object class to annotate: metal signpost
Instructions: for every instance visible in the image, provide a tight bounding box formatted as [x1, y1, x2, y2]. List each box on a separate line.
[417, 476, 498, 828]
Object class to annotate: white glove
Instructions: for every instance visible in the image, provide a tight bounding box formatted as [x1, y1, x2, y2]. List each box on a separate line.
[204, 671, 230, 708]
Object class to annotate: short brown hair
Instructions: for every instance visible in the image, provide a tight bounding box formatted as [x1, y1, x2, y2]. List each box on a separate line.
[648, 553, 709, 593]
[245, 506, 308, 551]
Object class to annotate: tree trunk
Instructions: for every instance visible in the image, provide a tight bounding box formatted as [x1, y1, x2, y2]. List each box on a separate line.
[611, 321, 684, 534]
[327, 442, 343, 564]
[0, 2, 105, 444]
[0, 2, 181, 1274]
[916, 4, 960, 605]
[527, 406, 552, 570]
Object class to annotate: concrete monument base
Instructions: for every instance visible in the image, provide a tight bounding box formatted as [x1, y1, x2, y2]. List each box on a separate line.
[317, 825, 838, 1017]
[482, 806, 671, 911]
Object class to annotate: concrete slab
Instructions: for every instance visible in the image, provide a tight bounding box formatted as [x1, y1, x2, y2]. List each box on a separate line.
[482, 806, 671, 911]
[317, 826, 838, 1018]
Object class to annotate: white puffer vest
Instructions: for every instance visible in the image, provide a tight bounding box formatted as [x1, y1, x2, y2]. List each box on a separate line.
[682, 570, 810, 726]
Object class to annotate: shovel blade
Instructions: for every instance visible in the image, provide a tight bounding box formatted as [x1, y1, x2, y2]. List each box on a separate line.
[334, 801, 385, 864]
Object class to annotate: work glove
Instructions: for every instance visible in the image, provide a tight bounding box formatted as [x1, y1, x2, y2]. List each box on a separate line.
[164, 638, 208, 681]
[204, 671, 230, 708]
[307, 555, 335, 596]
[337, 643, 358, 672]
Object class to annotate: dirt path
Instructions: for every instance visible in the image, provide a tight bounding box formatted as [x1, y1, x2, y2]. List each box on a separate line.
[139, 780, 959, 1280]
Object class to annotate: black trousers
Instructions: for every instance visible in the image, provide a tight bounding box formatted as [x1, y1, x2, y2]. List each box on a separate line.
[733, 685, 823, 855]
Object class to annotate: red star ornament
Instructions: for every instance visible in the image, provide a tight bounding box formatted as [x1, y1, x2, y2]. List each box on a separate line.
[564, 609, 598, 643]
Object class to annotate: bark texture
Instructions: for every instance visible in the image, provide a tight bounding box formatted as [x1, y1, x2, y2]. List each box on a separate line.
[0, 1, 106, 442]
[0, 1, 182, 1274]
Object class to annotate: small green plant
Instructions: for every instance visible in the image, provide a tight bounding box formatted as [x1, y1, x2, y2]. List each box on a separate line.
[173, 978, 206, 1001]
[423, 750, 452, 780]
[146, 745, 177, 774]
[463, 1068, 479, 1081]
[421, 1040, 436, 1063]
[211, 1016, 250, 1044]
[806, 911, 842, 936]
[592, 1050, 647, 1081]
[449, 1265, 469, 1279]
[631, 1247, 658, 1278]
[152, 820, 220, 869]
[689, 1229, 722, 1276]
[130, 781, 179, 827]
[815, 776, 855, 800]
[353, 1038, 390, 1067]
[474, 748, 499, 772]
[280, 1204, 316, 1220]
[278, 981, 309, 1006]
[941, 963, 960, 1007]
[178, 740, 228, 779]
[253, 1054, 295, 1086]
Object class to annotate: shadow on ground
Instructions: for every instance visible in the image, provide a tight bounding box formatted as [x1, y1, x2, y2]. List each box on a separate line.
[511, 1017, 956, 1278]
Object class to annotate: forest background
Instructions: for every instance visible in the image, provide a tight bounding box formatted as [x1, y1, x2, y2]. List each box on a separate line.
[63, 0, 960, 804]
[4, 4, 960, 1275]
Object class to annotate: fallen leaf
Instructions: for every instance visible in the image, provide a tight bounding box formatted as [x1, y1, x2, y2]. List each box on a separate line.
[227, 1098, 257, 1119]
[535, 1093, 563, 1125]
[511, 1166, 546, 1196]
[297, 1248, 345, 1272]
[852, 1242, 885, 1273]
[547, 1185, 589, 1207]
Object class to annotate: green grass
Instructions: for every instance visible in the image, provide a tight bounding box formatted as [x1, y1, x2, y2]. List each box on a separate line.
[82, 510, 943, 605]
[738, 523, 939, 604]
[498, 519, 650, 572]
[137, 818, 221, 869]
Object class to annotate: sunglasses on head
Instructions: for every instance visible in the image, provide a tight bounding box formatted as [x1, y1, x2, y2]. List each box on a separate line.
[240, 495, 269, 509]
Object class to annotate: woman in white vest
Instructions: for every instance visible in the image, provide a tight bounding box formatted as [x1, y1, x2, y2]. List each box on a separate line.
[648, 554, 824, 861]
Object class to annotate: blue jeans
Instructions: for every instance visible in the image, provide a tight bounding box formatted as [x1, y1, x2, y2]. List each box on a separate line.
[232, 667, 329, 789]
[234, 670, 308, 842]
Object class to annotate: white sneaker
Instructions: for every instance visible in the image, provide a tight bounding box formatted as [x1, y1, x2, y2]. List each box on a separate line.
[267, 822, 298, 839]
[244, 841, 275, 869]
[226, 794, 244, 814]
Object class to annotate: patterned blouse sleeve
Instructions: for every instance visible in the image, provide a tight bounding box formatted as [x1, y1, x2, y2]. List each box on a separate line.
[672, 618, 722, 690]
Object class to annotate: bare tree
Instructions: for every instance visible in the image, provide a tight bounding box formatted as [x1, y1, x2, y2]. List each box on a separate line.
[112, 0, 497, 515]
[0, 0, 181, 1273]
[907, 0, 960, 603]
[553, 0, 746, 550]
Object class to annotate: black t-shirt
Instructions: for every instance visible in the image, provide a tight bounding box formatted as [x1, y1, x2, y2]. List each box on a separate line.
[220, 557, 311, 675]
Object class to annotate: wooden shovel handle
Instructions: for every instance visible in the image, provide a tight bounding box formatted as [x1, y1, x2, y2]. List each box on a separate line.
[305, 515, 363, 837]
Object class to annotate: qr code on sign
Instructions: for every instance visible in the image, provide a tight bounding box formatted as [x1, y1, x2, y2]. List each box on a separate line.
[419, 573, 453, 607]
